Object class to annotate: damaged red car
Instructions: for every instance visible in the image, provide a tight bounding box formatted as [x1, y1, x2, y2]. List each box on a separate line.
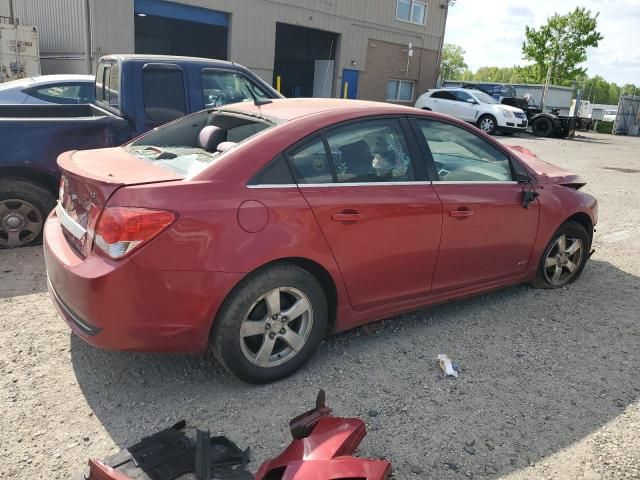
[44, 98, 597, 383]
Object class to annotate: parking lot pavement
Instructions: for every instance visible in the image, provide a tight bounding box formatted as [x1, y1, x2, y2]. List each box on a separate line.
[1, 131, 639, 479]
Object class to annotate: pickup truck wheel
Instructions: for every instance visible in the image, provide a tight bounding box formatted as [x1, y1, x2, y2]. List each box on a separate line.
[532, 117, 554, 137]
[211, 263, 327, 384]
[477, 115, 497, 135]
[0, 178, 55, 248]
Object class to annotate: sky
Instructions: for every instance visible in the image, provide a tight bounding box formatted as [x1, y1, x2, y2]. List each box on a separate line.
[443, 0, 640, 85]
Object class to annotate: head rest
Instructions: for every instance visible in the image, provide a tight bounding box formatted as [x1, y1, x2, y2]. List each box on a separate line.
[199, 126, 227, 151]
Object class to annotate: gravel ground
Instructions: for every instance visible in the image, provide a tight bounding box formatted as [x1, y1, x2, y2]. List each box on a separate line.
[1, 131, 639, 479]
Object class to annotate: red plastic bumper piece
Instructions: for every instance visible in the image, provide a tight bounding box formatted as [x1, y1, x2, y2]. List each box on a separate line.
[255, 391, 391, 480]
[87, 459, 135, 480]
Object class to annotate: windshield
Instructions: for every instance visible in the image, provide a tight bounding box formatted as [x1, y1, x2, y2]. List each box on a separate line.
[126, 110, 274, 177]
[472, 91, 499, 104]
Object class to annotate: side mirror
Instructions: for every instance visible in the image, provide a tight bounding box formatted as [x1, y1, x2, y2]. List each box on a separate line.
[515, 171, 530, 184]
[466, 98, 477, 104]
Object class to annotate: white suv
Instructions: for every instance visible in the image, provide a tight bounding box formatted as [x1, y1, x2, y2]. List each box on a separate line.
[415, 88, 528, 135]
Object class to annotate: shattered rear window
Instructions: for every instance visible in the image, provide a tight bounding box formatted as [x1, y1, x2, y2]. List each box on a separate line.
[125, 110, 274, 177]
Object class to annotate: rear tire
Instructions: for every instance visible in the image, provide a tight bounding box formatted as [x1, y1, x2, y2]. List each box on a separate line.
[477, 114, 498, 135]
[532, 117, 554, 137]
[0, 177, 55, 248]
[211, 263, 327, 384]
[531, 221, 590, 289]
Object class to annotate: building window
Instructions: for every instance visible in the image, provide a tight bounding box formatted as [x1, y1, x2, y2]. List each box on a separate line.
[387, 80, 416, 102]
[396, 0, 427, 25]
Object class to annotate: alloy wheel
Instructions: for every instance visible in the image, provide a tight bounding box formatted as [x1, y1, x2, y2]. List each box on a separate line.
[480, 117, 495, 133]
[239, 287, 314, 368]
[0, 199, 43, 248]
[542, 234, 584, 286]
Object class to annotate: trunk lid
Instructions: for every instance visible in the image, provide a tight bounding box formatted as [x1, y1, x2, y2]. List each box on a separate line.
[57, 147, 181, 256]
[507, 145, 586, 188]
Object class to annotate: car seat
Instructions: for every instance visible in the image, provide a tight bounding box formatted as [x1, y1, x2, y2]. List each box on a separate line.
[339, 140, 374, 180]
[199, 126, 228, 152]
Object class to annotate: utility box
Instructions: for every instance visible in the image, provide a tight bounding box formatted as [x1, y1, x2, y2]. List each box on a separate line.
[0, 20, 41, 83]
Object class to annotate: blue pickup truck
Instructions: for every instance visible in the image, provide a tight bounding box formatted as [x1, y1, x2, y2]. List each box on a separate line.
[0, 54, 281, 248]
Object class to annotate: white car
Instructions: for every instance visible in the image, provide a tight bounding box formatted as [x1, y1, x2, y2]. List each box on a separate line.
[603, 110, 617, 122]
[415, 88, 528, 135]
[0, 74, 94, 105]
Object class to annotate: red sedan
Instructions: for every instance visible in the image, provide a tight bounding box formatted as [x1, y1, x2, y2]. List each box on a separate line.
[44, 99, 597, 383]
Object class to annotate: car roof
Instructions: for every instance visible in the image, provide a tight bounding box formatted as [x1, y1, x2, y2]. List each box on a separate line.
[101, 54, 238, 69]
[0, 74, 94, 91]
[221, 98, 419, 122]
[436, 88, 487, 95]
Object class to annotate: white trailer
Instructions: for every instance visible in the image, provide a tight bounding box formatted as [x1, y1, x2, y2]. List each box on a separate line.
[0, 19, 40, 83]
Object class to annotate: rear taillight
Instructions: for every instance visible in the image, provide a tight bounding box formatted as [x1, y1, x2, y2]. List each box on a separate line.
[94, 207, 177, 259]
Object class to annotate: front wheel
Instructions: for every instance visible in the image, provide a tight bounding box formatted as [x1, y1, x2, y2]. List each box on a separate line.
[211, 264, 327, 383]
[477, 114, 498, 135]
[531, 221, 590, 289]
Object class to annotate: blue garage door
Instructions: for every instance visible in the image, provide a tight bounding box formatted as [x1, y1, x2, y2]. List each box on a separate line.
[134, 0, 229, 26]
[134, 0, 229, 59]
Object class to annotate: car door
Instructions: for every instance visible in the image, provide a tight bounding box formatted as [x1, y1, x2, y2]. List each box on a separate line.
[286, 117, 443, 310]
[429, 90, 457, 116]
[411, 117, 540, 291]
[451, 90, 479, 122]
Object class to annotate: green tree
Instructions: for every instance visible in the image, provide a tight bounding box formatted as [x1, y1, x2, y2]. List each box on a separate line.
[621, 84, 638, 96]
[522, 7, 604, 85]
[440, 43, 468, 80]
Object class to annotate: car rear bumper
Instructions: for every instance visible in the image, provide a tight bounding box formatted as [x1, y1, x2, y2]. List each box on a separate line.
[44, 211, 244, 354]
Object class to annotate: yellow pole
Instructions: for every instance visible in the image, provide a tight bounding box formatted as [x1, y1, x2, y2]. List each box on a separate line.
[276, 75, 281, 94]
[343, 81, 349, 99]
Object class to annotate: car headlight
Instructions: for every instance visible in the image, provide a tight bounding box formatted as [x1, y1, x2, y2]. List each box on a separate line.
[500, 109, 513, 118]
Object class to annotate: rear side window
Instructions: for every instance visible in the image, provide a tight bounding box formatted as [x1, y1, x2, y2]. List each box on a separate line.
[250, 154, 294, 185]
[95, 61, 120, 109]
[325, 119, 414, 183]
[95, 63, 106, 102]
[287, 138, 333, 184]
[108, 63, 120, 108]
[431, 90, 456, 100]
[142, 65, 187, 123]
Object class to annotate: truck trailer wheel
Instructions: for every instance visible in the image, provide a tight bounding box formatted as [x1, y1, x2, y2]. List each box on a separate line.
[0, 178, 55, 248]
[532, 117, 554, 137]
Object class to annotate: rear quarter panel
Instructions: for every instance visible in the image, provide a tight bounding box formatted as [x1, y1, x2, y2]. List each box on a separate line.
[108, 180, 350, 331]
